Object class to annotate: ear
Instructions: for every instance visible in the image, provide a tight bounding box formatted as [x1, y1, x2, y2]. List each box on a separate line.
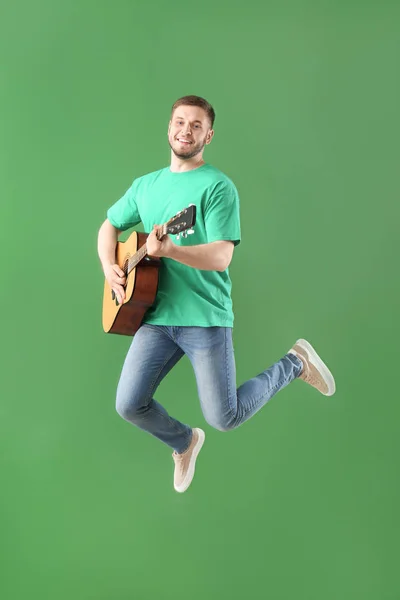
[206, 129, 214, 145]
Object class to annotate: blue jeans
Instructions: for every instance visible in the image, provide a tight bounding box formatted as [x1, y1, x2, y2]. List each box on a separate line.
[115, 325, 303, 453]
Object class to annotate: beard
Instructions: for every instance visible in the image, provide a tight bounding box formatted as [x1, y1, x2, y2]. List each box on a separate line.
[169, 134, 208, 160]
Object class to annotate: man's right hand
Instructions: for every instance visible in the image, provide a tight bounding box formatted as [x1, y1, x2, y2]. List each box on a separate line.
[104, 264, 126, 304]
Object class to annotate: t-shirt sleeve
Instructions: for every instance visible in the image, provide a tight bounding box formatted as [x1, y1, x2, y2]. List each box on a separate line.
[106, 179, 141, 231]
[204, 180, 241, 246]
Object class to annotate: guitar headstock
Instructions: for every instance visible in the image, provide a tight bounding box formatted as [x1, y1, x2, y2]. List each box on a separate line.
[163, 204, 196, 238]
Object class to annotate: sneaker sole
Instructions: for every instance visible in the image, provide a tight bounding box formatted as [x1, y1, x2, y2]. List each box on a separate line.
[296, 338, 336, 396]
[174, 428, 205, 493]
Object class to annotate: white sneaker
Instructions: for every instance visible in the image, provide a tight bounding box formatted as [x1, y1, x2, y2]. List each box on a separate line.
[172, 428, 205, 493]
[289, 338, 336, 396]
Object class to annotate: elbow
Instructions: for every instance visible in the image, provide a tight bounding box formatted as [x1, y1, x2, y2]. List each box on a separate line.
[217, 257, 232, 272]
[222, 242, 234, 271]
[219, 249, 234, 271]
[212, 242, 234, 272]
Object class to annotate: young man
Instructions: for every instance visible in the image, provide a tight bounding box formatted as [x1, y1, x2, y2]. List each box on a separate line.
[97, 95, 336, 493]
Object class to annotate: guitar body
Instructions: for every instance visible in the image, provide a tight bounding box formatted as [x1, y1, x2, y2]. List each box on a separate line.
[102, 204, 196, 336]
[102, 231, 161, 336]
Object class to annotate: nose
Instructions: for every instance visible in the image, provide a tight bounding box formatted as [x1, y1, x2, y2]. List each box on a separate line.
[181, 124, 192, 135]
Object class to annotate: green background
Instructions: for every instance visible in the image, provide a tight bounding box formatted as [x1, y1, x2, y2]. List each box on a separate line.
[1, 1, 399, 599]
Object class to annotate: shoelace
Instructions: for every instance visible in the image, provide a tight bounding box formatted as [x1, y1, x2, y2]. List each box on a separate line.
[305, 373, 320, 386]
[301, 361, 320, 386]
[172, 453, 187, 477]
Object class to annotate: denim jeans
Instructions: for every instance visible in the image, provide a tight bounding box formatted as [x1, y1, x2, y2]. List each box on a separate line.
[115, 325, 303, 453]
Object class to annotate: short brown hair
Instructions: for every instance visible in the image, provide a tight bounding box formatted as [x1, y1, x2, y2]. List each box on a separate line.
[171, 95, 215, 128]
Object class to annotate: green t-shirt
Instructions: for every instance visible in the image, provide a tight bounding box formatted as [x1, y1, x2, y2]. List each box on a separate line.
[106, 163, 241, 327]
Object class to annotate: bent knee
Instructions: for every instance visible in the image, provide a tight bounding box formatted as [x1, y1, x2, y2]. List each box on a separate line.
[205, 414, 236, 432]
[116, 393, 143, 423]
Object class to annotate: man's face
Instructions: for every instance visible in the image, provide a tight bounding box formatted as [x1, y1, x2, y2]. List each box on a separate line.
[168, 105, 214, 160]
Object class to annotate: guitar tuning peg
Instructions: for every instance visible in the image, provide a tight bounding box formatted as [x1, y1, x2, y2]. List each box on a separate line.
[181, 231, 188, 239]
[187, 228, 194, 235]
[176, 233, 181, 240]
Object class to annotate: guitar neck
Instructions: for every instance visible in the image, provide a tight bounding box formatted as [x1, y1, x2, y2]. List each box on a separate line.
[126, 225, 167, 274]
[127, 243, 148, 274]
[125, 206, 193, 275]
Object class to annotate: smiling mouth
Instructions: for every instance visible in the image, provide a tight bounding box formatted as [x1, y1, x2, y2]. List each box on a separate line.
[176, 138, 192, 145]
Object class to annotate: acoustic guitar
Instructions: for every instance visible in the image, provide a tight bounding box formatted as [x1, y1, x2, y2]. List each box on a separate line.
[102, 204, 196, 335]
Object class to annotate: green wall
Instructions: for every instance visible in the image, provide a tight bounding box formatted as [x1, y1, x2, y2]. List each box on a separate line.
[1, 1, 399, 599]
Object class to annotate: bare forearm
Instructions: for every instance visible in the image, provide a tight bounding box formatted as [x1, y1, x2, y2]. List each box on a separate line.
[97, 220, 120, 271]
[168, 241, 230, 272]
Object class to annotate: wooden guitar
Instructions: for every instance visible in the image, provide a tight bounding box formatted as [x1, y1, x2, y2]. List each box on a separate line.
[102, 204, 196, 335]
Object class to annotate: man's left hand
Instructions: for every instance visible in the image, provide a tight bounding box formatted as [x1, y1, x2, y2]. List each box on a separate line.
[146, 225, 174, 258]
